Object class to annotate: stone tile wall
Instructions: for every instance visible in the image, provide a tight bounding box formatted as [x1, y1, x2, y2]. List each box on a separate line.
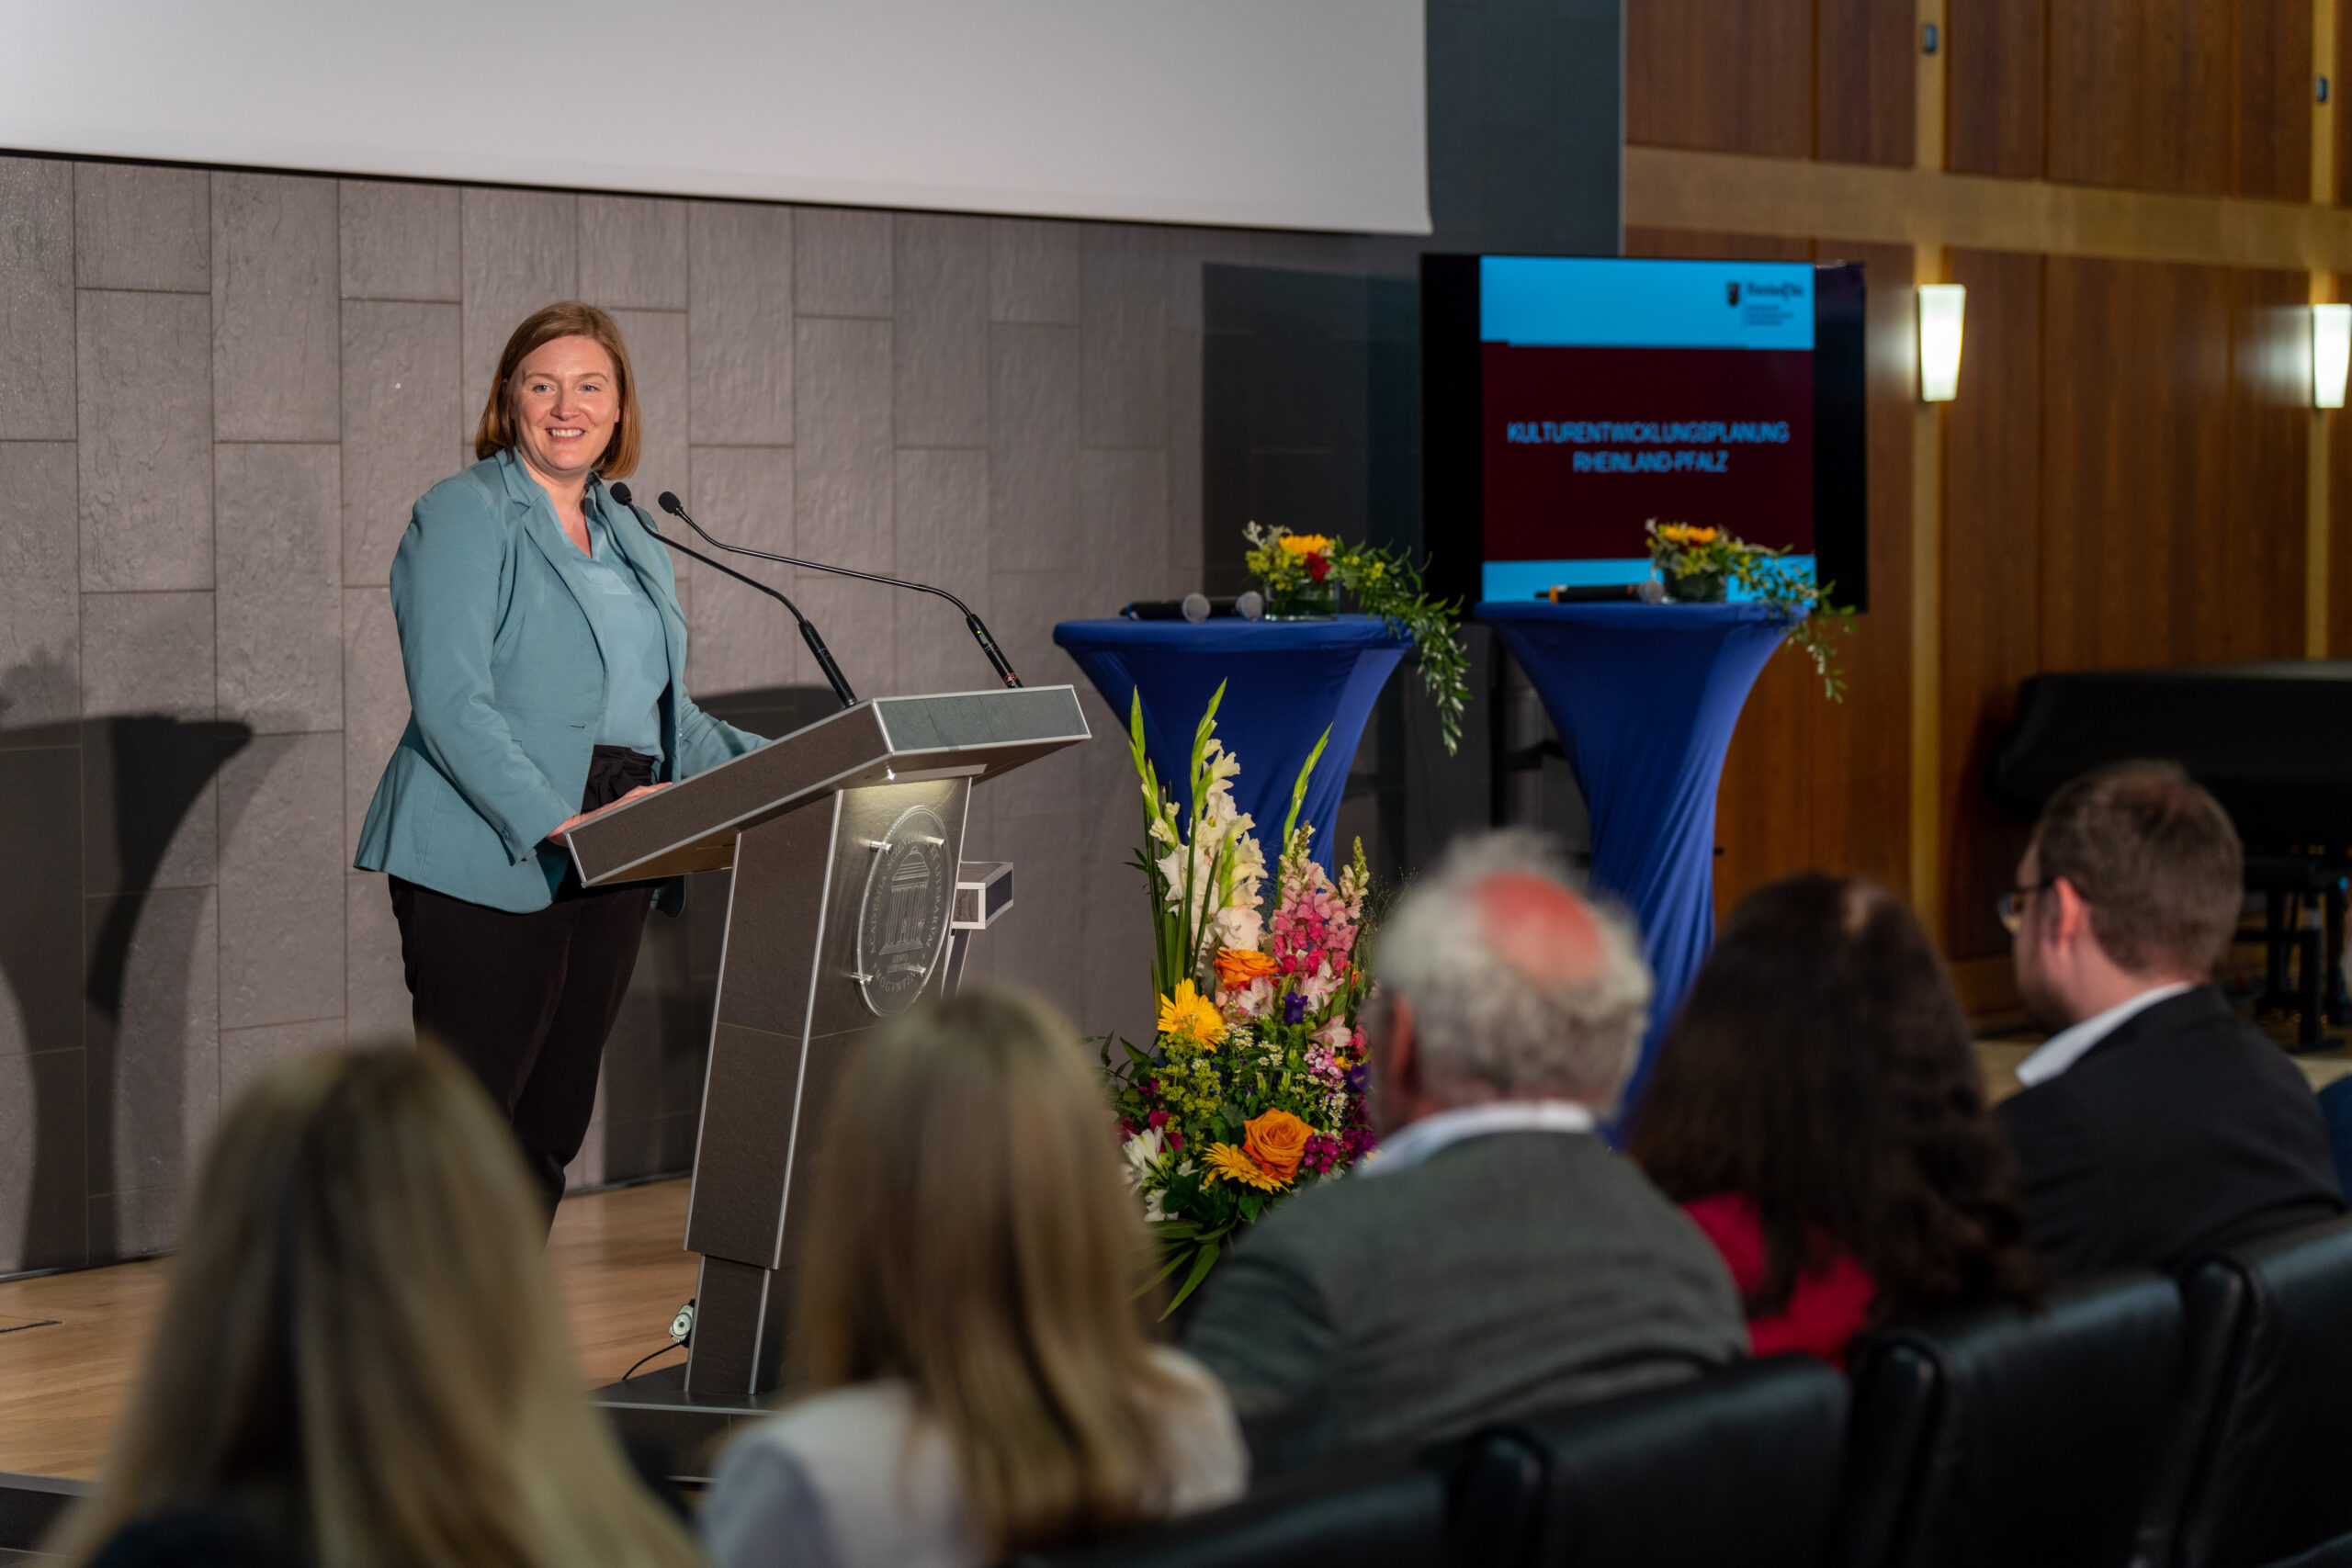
[0, 154, 1390, 1274]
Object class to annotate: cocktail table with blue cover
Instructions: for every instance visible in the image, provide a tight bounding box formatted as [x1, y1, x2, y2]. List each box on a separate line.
[1051, 615, 1410, 875]
[1476, 600, 1792, 1112]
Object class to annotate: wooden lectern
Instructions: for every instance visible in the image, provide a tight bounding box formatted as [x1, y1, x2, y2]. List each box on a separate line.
[568, 686, 1090, 1459]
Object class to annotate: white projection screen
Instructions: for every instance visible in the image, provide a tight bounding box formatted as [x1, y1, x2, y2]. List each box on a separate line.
[0, 0, 1430, 233]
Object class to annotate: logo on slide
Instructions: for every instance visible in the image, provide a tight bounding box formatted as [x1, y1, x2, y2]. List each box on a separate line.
[1726, 282, 1741, 306]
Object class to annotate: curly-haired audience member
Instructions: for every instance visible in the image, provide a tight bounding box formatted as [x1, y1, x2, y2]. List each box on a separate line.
[700, 989, 1245, 1568]
[1634, 874, 2041, 1364]
[51, 1046, 700, 1568]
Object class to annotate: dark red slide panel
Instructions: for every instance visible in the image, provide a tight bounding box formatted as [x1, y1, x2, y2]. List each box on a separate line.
[1481, 344, 1815, 564]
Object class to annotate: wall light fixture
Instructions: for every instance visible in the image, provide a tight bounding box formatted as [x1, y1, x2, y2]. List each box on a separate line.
[1918, 285, 1965, 403]
[2313, 303, 2350, 410]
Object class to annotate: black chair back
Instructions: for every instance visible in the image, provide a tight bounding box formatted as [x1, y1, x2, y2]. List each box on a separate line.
[1835, 1272, 2183, 1568]
[1474, 1356, 1848, 1568]
[1007, 1457, 1453, 1568]
[2165, 1216, 2352, 1568]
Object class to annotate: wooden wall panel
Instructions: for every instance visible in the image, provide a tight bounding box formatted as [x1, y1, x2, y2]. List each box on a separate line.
[1626, 0, 1814, 156]
[2232, 0, 2313, 201]
[1621, 229, 1916, 916]
[2038, 258, 2305, 672]
[2038, 257, 2235, 668]
[2221, 270, 2317, 656]
[1940, 249, 2045, 960]
[2046, 0, 2235, 194]
[1819, 0, 1918, 167]
[1948, 0, 2048, 178]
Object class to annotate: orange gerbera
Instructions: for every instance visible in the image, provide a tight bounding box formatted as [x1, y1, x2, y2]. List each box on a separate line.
[1277, 534, 1337, 557]
[1243, 1109, 1312, 1182]
[1214, 947, 1280, 990]
[1204, 1142, 1284, 1190]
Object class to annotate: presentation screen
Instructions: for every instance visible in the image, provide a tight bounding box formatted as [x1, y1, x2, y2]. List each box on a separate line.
[1420, 255, 1868, 609]
[0, 0, 1430, 234]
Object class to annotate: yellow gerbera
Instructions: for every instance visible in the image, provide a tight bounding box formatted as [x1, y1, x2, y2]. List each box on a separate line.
[1277, 534, 1337, 556]
[1157, 980, 1227, 1046]
[1204, 1141, 1285, 1190]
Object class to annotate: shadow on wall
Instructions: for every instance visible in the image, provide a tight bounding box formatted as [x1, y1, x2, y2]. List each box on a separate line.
[0, 675, 852, 1270]
[0, 658, 253, 1272]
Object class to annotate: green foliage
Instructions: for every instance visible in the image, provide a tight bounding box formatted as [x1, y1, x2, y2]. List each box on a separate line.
[1243, 524, 1470, 752]
[1645, 520, 1856, 702]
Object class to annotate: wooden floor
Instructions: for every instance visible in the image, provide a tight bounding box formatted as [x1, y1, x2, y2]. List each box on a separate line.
[0, 1179, 696, 1483]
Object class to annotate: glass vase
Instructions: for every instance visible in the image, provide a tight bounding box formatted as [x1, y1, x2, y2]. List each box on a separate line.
[1665, 568, 1727, 604]
[1261, 581, 1339, 620]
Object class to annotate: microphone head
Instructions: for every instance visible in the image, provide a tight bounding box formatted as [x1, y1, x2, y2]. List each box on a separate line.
[658, 491, 685, 517]
[607, 481, 633, 507]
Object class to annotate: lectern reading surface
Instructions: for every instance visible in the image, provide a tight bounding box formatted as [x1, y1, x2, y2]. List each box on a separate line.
[569, 686, 1089, 1450]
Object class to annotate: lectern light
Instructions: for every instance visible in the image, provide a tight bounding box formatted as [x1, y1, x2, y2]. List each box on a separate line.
[2313, 304, 2351, 410]
[1917, 285, 1966, 403]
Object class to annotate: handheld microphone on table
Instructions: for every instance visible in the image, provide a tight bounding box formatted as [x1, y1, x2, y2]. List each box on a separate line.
[1121, 592, 1266, 623]
[1534, 581, 1667, 604]
[654, 492, 1023, 690]
[607, 482, 858, 709]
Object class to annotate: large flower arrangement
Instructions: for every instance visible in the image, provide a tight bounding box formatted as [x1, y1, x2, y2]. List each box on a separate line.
[1645, 519, 1857, 701]
[1102, 683, 1376, 1311]
[1242, 523, 1470, 754]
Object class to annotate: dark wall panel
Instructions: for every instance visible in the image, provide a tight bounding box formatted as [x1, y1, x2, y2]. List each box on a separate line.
[1940, 248, 2045, 960]
[2038, 257, 2304, 672]
[1947, 0, 2048, 177]
[1626, 0, 1814, 156]
[2233, 0, 2313, 201]
[2044, 0, 2307, 197]
[1819, 0, 1918, 166]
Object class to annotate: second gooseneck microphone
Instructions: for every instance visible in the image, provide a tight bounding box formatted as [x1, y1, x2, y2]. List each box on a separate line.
[654, 491, 1022, 690]
[607, 482, 857, 710]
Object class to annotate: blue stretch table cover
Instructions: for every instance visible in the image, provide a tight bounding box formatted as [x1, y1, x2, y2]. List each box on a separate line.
[1476, 600, 1791, 1111]
[1053, 615, 1408, 874]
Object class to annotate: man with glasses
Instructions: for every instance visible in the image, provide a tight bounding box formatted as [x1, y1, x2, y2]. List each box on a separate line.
[1997, 761, 2343, 1277]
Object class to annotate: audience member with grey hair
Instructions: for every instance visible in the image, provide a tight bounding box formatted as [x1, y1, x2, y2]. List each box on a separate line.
[1183, 831, 1745, 1475]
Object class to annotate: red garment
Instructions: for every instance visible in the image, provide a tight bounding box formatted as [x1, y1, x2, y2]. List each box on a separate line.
[1683, 1191, 1877, 1368]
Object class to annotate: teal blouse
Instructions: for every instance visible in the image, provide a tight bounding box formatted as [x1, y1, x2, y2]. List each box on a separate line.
[577, 501, 668, 757]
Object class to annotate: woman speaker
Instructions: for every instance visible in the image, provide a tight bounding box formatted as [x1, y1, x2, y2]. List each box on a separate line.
[356, 301, 764, 1217]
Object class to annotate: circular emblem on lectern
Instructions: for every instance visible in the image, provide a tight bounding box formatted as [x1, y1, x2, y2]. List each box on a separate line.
[854, 804, 955, 1017]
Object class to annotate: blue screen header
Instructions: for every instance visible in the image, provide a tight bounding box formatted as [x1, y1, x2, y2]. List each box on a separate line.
[1480, 257, 1815, 351]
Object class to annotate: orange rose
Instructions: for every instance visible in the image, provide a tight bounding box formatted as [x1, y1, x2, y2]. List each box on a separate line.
[1243, 1109, 1312, 1183]
[1215, 947, 1280, 990]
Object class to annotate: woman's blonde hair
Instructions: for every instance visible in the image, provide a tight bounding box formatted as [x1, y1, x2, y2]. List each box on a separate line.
[50, 1045, 699, 1568]
[473, 300, 642, 477]
[795, 988, 1186, 1557]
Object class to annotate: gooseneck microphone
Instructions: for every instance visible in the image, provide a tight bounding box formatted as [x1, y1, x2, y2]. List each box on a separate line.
[654, 491, 1022, 690]
[606, 482, 857, 710]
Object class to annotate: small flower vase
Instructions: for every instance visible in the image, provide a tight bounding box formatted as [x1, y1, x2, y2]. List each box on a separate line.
[1262, 581, 1339, 620]
[1665, 567, 1727, 604]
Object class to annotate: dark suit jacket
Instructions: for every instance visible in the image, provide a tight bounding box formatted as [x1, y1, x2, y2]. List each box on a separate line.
[1998, 987, 2346, 1279]
[1181, 1130, 1747, 1477]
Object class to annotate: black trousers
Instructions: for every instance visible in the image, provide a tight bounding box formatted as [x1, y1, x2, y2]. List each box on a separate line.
[390, 746, 656, 1218]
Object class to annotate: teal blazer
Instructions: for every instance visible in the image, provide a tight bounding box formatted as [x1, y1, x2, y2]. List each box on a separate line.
[354, 450, 764, 913]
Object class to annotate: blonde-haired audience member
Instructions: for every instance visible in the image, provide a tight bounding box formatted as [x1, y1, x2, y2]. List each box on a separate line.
[51, 1046, 701, 1568]
[701, 989, 1246, 1568]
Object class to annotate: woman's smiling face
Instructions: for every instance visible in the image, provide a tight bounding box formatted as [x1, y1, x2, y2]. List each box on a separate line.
[508, 335, 620, 488]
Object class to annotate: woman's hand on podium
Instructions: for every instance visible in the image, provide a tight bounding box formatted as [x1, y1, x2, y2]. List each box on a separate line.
[548, 783, 671, 845]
